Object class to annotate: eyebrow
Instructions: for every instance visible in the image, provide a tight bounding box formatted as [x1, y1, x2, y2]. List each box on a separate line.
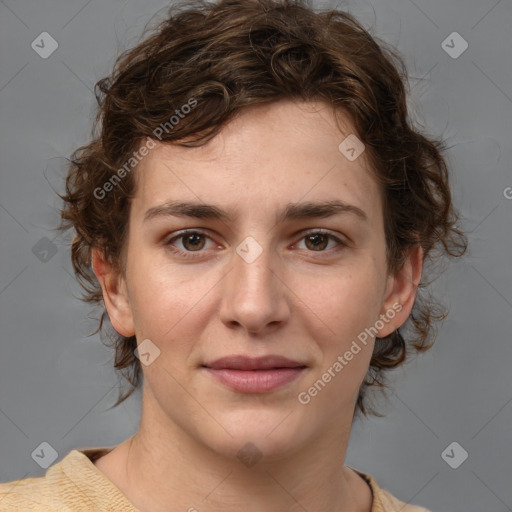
[143, 199, 368, 224]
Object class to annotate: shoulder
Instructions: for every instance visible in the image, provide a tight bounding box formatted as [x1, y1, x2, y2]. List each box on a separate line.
[0, 447, 137, 512]
[0, 473, 62, 511]
[376, 487, 432, 512]
[349, 467, 432, 512]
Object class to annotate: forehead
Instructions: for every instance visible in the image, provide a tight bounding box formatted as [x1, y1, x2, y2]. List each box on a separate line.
[131, 99, 382, 228]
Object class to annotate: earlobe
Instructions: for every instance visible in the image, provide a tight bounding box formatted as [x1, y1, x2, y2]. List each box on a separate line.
[91, 248, 135, 338]
[377, 244, 424, 338]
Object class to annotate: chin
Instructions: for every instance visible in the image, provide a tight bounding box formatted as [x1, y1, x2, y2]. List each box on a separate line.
[199, 408, 313, 463]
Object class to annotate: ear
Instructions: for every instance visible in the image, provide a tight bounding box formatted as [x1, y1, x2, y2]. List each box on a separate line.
[91, 247, 135, 338]
[376, 244, 424, 338]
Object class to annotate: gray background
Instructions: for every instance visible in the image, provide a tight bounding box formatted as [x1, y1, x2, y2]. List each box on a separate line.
[0, 0, 511, 510]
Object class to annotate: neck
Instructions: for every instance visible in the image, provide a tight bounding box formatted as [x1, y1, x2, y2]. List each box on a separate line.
[96, 392, 372, 512]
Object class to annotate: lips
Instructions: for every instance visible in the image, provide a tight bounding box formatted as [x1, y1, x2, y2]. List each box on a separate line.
[203, 355, 307, 371]
[202, 355, 307, 393]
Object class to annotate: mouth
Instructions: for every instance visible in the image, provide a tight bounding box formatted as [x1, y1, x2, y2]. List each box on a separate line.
[201, 355, 308, 393]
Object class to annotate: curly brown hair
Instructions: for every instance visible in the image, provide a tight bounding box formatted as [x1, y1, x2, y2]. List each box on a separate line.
[57, 0, 467, 418]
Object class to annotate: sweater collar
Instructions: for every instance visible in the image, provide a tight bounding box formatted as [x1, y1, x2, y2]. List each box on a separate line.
[69, 447, 403, 512]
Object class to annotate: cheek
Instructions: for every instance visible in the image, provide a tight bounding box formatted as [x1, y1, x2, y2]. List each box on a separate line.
[302, 270, 382, 402]
[299, 262, 384, 390]
[307, 264, 384, 334]
[126, 256, 188, 335]
[126, 255, 218, 365]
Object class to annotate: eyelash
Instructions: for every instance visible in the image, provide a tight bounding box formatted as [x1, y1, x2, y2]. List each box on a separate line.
[165, 229, 347, 259]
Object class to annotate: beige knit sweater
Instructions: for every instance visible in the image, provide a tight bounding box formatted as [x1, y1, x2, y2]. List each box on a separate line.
[0, 447, 431, 512]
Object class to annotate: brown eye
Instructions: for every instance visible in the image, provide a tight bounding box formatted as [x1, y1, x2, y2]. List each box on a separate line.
[304, 233, 330, 251]
[296, 230, 344, 253]
[166, 230, 214, 258]
[181, 232, 206, 251]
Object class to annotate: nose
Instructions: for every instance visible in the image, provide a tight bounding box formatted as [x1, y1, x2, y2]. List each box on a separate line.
[218, 238, 291, 335]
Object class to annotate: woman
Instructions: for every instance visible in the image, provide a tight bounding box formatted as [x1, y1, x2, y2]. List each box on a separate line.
[0, 0, 466, 510]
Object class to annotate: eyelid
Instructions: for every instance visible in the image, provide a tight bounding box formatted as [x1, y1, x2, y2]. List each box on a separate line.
[165, 229, 218, 255]
[292, 228, 347, 252]
[165, 228, 347, 256]
[295, 228, 347, 244]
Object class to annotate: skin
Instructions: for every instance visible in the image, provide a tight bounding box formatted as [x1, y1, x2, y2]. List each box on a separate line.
[91, 99, 423, 512]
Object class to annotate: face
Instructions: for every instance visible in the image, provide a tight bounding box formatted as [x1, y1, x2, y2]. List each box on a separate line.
[94, 99, 421, 461]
